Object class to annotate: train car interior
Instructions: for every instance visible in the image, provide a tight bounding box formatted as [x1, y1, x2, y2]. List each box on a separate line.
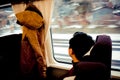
[0, 0, 120, 80]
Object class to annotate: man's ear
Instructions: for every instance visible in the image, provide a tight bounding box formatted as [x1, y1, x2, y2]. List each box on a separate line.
[68, 48, 79, 62]
[68, 48, 73, 56]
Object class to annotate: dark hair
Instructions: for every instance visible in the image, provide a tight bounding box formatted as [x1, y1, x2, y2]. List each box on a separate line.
[69, 32, 94, 60]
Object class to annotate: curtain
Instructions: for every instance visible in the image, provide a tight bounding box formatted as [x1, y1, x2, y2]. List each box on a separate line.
[12, 0, 53, 79]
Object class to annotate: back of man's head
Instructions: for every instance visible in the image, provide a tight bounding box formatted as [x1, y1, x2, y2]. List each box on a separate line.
[69, 32, 94, 60]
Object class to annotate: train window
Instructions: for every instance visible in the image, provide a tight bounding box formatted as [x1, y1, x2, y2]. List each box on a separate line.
[0, 4, 22, 37]
[51, 0, 120, 72]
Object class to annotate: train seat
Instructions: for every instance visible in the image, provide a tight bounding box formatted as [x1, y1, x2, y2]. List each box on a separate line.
[74, 62, 108, 80]
[89, 34, 112, 80]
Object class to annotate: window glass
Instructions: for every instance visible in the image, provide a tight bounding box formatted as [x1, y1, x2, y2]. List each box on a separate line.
[0, 4, 22, 37]
[51, 0, 120, 70]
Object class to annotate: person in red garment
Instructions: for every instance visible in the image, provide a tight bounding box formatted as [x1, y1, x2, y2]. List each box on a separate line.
[60, 32, 95, 80]
[63, 31, 109, 80]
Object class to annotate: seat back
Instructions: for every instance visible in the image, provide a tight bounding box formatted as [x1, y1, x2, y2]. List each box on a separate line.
[90, 35, 112, 79]
[75, 62, 108, 80]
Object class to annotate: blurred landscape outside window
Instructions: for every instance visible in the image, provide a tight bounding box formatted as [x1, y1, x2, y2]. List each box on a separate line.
[51, 0, 120, 71]
[0, 4, 22, 37]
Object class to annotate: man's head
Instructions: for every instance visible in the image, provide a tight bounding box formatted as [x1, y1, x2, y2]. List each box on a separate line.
[69, 32, 94, 61]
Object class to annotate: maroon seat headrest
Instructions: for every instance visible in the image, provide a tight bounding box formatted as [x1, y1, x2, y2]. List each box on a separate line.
[90, 35, 112, 79]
